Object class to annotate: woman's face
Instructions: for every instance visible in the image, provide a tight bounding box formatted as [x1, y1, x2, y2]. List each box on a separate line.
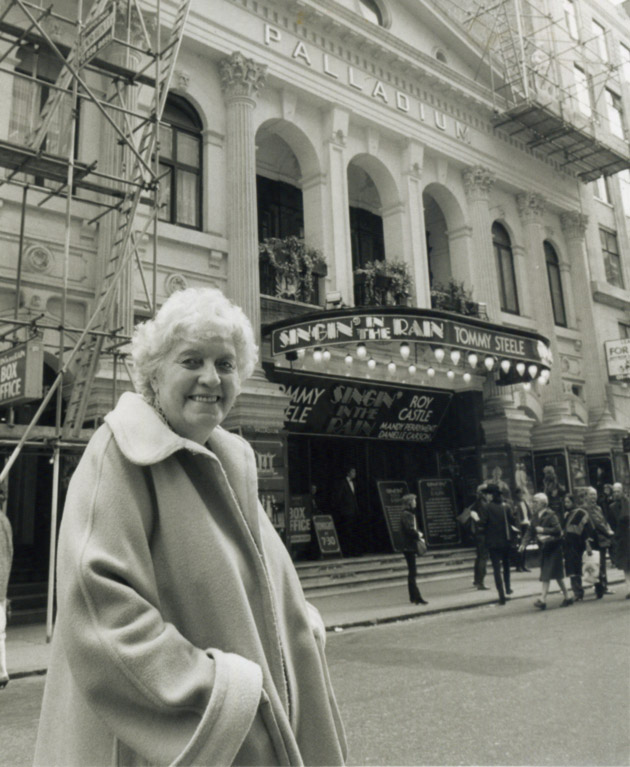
[563, 496, 573, 509]
[153, 335, 239, 444]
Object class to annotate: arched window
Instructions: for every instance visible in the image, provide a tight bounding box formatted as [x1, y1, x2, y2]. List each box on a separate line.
[158, 94, 202, 229]
[544, 241, 567, 327]
[492, 222, 519, 314]
[358, 0, 384, 26]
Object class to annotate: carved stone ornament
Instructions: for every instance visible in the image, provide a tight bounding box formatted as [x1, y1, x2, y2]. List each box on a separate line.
[165, 273, 188, 295]
[462, 166, 496, 197]
[174, 68, 190, 91]
[25, 244, 54, 273]
[516, 192, 546, 221]
[560, 210, 588, 240]
[219, 52, 267, 100]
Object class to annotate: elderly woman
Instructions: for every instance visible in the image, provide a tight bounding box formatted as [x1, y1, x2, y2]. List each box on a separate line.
[34, 288, 347, 766]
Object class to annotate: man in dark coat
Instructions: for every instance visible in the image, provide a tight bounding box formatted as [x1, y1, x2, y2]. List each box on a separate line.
[336, 467, 361, 557]
[478, 484, 515, 605]
[400, 493, 428, 605]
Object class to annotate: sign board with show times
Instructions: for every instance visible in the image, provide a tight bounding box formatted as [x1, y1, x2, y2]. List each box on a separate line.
[417, 478, 460, 548]
[78, 6, 116, 66]
[376, 480, 411, 553]
[604, 338, 630, 381]
[0, 339, 44, 408]
[312, 515, 342, 557]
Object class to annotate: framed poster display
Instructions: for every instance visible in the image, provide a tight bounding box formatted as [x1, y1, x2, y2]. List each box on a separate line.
[376, 480, 410, 553]
[480, 447, 512, 500]
[417, 479, 460, 547]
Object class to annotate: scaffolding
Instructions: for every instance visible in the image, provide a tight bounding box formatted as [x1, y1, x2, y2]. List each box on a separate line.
[430, 0, 630, 182]
[0, 0, 192, 636]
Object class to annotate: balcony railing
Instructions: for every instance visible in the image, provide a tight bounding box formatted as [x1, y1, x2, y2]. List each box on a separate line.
[259, 238, 327, 306]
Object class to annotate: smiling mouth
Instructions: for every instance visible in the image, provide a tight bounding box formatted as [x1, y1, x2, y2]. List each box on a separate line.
[189, 395, 220, 403]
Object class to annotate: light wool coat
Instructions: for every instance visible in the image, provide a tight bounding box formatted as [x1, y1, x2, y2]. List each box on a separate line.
[34, 393, 346, 767]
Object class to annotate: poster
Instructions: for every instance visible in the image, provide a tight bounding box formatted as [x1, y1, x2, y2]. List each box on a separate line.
[376, 480, 410, 552]
[567, 450, 588, 492]
[533, 450, 568, 494]
[250, 435, 286, 538]
[288, 495, 313, 557]
[480, 447, 512, 500]
[438, 447, 480, 508]
[417, 479, 460, 547]
[312, 515, 342, 556]
[512, 449, 535, 505]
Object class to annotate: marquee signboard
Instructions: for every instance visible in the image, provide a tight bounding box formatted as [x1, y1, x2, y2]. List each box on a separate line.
[0, 339, 44, 408]
[268, 308, 552, 367]
[266, 369, 452, 443]
[604, 338, 630, 381]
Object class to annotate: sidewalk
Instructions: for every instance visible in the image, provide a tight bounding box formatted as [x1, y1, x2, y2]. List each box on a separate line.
[6, 566, 625, 680]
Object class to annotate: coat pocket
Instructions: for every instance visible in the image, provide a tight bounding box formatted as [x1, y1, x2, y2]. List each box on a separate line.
[233, 690, 291, 767]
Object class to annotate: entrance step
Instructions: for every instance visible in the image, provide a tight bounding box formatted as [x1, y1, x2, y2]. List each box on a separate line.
[7, 581, 48, 626]
[296, 548, 477, 597]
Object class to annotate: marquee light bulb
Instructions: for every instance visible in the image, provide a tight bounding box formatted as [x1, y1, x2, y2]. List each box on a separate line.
[356, 342, 367, 359]
[387, 360, 397, 374]
[427, 366, 436, 378]
[540, 369, 550, 383]
[313, 348, 323, 363]
[345, 353, 353, 366]
[484, 356, 495, 371]
[523, 381, 532, 391]
[408, 364, 417, 375]
[434, 347, 445, 363]
[528, 364, 538, 378]
[297, 348, 305, 359]
[516, 362, 526, 376]
[450, 349, 461, 365]
[500, 359, 511, 374]
[467, 353, 478, 369]
[447, 369, 455, 380]
[322, 349, 331, 362]
[367, 357, 376, 370]
[399, 342, 410, 361]
[463, 372, 472, 383]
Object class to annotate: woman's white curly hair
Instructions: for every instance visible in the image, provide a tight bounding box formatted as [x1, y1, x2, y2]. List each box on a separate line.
[131, 287, 258, 402]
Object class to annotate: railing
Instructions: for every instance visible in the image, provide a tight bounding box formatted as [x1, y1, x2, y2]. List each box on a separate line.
[353, 272, 410, 307]
[259, 252, 325, 306]
[430, 290, 487, 319]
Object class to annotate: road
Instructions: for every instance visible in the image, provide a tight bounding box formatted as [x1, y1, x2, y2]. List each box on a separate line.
[1, 593, 628, 767]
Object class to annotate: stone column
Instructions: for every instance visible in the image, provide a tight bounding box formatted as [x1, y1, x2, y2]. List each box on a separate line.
[462, 166, 502, 320]
[402, 140, 431, 307]
[561, 211, 625, 449]
[219, 52, 267, 342]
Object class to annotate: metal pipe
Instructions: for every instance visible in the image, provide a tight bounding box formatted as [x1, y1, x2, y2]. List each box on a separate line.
[14, 184, 28, 332]
[45, 445, 60, 642]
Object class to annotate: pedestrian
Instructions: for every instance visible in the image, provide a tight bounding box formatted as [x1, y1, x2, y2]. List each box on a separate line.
[0, 486, 12, 690]
[600, 483, 615, 531]
[478, 484, 514, 605]
[584, 486, 614, 598]
[609, 483, 630, 599]
[336, 466, 361, 557]
[563, 488, 594, 601]
[462, 486, 489, 591]
[400, 493, 428, 606]
[34, 287, 347, 766]
[520, 492, 573, 610]
[512, 487, 532, 572]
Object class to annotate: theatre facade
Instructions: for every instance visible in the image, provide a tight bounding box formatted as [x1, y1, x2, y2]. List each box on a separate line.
[2, 0, 630, 568]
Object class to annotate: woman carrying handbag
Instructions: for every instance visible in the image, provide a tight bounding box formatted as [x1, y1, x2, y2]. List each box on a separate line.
[400, 494, 428, 606]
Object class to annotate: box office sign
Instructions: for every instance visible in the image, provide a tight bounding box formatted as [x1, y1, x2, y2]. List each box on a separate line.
[0, 340, 44, 407]
[270, 310, 551, 366]
[269, 371, 452, 443]
[604, 338, 630, 380]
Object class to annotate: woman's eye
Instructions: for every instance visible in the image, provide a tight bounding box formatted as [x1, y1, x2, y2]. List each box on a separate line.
[181, 357, 202, 368]
[218, 359, 236, 372]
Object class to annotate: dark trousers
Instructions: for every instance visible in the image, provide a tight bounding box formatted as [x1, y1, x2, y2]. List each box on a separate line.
[488, 547, 511, 600]
[403, 551, 422, 602]
[516, 524, 529, 570]
[570, 574, 584, 599]
[595, 547, 609, 596]
[474, 536, 487, 586]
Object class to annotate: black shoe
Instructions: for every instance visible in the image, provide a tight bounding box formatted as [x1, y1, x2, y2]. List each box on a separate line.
[415, 598, 428, 605]
[498, 597, 506, 605]
[506, 588, 513, 595]
[560, 597, 574, 607]
[476, 584, 489, 590]
[0, 676, 9, 690]
[534, 599, 547, 610]
[522, 568, 531, 572]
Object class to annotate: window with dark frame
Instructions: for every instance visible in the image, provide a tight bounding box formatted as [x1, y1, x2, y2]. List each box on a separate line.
[256, 176, 304, 241]
[600, 228, 624, 289]
[350, 207, 385, 271]
[492, 222, 519, 314]
[618, 322, 630, 340]
[544, 241, 567, 327]
[158, 94, 202, 229]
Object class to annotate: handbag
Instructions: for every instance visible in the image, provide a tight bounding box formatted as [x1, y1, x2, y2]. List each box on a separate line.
[416, 535, 427, 556]
[582, 549, 600, 584]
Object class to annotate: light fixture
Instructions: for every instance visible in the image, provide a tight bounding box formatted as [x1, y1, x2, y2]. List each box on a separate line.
[467, 353, 478, 369]
[399, 342, 410, 361]
[313, 348, 323, 363]
[528, 364, 538, 378]
[434, 347, 445, 363]
[540, 368, 550, 383]
[427, 366, 436, 378]
[463, 372, 471, 383]
[367, 357, 376, 370]
[500, 359, 511, 374]
[408, 364, 417, 375]
[450, 350, 461, 365]
[387, 360, 396, 374]
[484, 356, 495, 371]
[322, 349, 331, 363]
[447, 369, 455, 380]
[516, 362, 526, 376]
[345, 353, 353, 366]
[523, 381, 532, 391]
[356, 342, 367, 359]
[297, 348, 305, 359]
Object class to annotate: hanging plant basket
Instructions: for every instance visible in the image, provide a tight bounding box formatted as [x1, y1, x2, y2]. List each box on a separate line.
[259, 237, 327, 304]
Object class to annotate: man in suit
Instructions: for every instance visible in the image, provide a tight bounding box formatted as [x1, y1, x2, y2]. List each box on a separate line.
[336, 467, 361, 557]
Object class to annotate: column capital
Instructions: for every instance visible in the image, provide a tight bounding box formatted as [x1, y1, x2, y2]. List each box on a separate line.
[560, 210, 589, 240]
[462, 165, 496, 199]
[219, 51, 267, 101]
[516, 191, 546, 222]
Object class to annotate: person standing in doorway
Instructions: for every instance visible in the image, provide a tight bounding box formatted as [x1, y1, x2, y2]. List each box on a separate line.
[400, 494, 428, 606]
[336, 467, 361, 557]
[0, 486, 12, 689]
[585, 486, 614, 598]
[478, 484, 514, 605]
[513, 487, 532, 572]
